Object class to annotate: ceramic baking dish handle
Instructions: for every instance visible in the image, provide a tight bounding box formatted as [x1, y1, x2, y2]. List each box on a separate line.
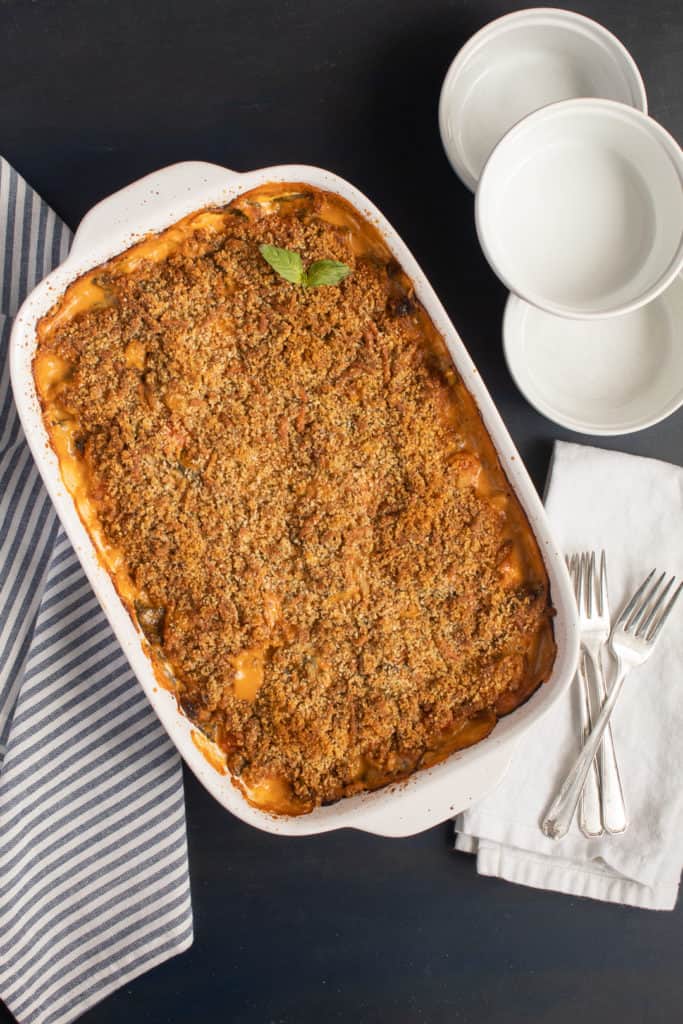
[70, 161, 244, 263]
[347, 742, 515, 837]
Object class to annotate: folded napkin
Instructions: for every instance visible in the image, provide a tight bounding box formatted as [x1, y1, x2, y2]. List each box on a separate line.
[0, 158, 193, 1024]
[455, 440, 683, 910]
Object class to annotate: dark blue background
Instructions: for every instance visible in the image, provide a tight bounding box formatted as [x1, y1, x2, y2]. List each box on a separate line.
[1, 1, 681, 1021]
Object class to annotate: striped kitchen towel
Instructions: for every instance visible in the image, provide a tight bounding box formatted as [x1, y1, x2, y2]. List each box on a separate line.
[0, 158, 193, 1024]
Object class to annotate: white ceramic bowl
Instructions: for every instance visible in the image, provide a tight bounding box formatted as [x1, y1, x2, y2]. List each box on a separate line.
[439, 8, 647, 192]
[476, 99, 683, 319]
[503, 275, 683, 435]
[10, 161, 579, 837]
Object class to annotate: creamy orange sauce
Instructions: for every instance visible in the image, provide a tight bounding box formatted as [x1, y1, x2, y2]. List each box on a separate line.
[237, 773, 310, 816]
[191, 729, 228, 775]
[39, 278, 110, 338]
[39, 399, 138, 605]
[34, 351, 73, 394]
[232, 647, 265, 702]
[124, 339, 146, 371]
[34, 182, 555, 817]
[420, 710, 497, 768]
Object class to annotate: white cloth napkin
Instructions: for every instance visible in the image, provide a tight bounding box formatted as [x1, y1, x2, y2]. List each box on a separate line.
[455, 440, 683, 910]
[0, 157, 193, 1024]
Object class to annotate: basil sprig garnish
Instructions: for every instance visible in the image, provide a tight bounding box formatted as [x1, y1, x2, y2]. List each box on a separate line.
[259, 244, 351, 288]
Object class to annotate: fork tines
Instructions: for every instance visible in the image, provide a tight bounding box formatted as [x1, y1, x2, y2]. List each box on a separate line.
[566, 550, 607, 617]
[620, 570, 683, 641]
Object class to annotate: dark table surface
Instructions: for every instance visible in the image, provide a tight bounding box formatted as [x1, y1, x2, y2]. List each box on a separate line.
[2, 1, 682, 1021]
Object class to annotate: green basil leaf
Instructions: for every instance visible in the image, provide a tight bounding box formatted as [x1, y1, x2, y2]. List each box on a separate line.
[304, 259, 352, 288]
[259, 244, 305, 285]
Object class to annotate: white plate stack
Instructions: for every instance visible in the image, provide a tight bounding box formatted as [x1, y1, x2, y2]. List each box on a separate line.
[439, 8, 683, 435]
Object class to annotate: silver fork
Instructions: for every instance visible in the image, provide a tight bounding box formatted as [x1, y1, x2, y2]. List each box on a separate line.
[542, 569, 682, 840]
[573, 551, 628, 835]
[567, 556, 603, 838]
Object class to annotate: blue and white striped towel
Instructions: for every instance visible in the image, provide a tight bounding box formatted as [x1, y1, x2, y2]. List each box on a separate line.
[0, 158, 193, 1024]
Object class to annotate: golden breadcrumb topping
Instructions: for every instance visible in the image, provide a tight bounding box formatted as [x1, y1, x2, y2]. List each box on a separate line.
[35, 186, 555, 813]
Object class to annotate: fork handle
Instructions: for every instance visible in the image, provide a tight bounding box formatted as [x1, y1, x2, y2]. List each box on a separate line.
[586, 649, 628, 834]
[576, 657, 603, 838]
[542, 662, 628, 840]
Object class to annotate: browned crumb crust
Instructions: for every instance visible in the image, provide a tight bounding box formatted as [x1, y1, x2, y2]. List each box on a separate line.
[38, 191, 554, 808]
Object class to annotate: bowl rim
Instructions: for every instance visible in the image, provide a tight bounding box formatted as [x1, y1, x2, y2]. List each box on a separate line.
[438, 7, 648, 192]
[502, 285, 683, 435]
[475, 97, 683, 320]
[10, 161, 580, 836]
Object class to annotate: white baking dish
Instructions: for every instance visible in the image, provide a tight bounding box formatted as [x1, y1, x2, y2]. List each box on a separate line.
[10, 161, 579, 836]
